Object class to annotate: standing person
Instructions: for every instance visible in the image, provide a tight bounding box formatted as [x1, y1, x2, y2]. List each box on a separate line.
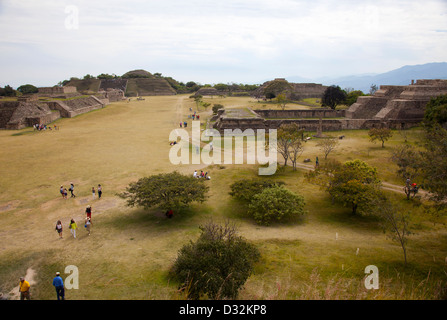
[52, 272, 65, 300]
[63, 188, 68, 199]
[315, 156, 319, 168]
[91, 187, 95, 199]
[69, 219, 77, 238]
[69, 183, 76, 198]
[97, 184, 102, 199]
[55, 220, 63, 239]
[85, 205, 92, 222]
[84, 217, 91, 235]
[19, 277, 31, 300]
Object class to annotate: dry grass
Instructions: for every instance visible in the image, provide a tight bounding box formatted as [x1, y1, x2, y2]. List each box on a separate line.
[0, 95, 446, 300]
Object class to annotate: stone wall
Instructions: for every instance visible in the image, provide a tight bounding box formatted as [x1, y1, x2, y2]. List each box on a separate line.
[38, 86, 77, 95]
[254, 109, 345, 119]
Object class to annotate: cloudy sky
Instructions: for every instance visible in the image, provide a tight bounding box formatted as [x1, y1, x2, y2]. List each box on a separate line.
[1, 0, 446, 88]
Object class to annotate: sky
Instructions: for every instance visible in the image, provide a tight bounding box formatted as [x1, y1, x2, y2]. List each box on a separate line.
[0, 0, 447, 88]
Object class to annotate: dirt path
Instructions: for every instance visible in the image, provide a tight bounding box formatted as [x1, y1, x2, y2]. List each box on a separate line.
[7, 267, 37, 300]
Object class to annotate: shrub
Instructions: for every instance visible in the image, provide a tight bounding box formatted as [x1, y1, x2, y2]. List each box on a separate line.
[229, 179, 285, 202]
[248, 185, 306, 225]
[171, 221, 260, 299]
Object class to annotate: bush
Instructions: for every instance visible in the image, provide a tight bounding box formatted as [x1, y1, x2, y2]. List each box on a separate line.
[229, 179, 285, 202]
[118, 171, 209, 212]
[171, 221, 260, 299]
[248, 185, 306, 226]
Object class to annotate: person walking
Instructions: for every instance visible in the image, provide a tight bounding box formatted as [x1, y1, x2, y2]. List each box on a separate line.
[52, 272, 65, 300]
[91, 187, 95, 199]
[97, 184, 102, 199]
[69, 183, 76, 198]
[85, 217, 91, 235]
[85, 205, 92, 221]
[19, 277, 31, 300]
[55, 220, 63, 239]
[69, 219, 77, 238]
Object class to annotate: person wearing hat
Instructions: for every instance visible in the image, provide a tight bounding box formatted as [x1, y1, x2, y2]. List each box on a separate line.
[19, 277, 30, 300]
[52, 272, 65, 300]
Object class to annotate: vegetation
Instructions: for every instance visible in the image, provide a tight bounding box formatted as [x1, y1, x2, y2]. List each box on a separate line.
[321, 85, 347, 110]
[248, 185, 306, 225]
[368, 128, 393, 148]
[171, 221, 260, 299]
[118, 171, 209, 213]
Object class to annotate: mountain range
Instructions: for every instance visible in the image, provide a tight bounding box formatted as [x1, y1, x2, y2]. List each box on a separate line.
[286, 62, 447, 93]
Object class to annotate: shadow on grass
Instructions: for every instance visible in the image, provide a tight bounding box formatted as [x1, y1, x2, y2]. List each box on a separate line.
[99, 203, 214, 233]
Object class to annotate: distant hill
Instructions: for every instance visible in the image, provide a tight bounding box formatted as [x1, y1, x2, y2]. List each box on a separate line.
[286, 62, 447, 93]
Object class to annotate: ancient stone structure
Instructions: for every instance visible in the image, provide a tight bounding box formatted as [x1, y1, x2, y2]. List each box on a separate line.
[37, 86, 77, 96]
[194, 87, 224, 97]
[346, 79, 447, 125]
[0, 87, 111, 129]
[252, 78, 327, 100]
[213, 79, 447, 133]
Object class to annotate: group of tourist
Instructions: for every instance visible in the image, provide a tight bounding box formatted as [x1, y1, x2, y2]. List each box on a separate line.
[59, 183, 102, 200]
[193, 170, 210, 180]
[33, 123, 59, 131]
[55, 204, 93, 240]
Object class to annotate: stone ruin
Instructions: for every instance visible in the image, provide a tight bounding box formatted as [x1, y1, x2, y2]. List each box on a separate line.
[252, 78, 327, 101]
[0, 85, 125, 130]
[212, 79, 447, 133]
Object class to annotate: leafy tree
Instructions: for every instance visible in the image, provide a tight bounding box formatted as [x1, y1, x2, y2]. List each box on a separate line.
[229, 179, 285, 202]
[316, 136, 339, 159]
[368, 127, 393, 148]
[369, 84, 378, 95]
[275, 92, 288, 110]
[328, 160, 382, 215]
[17, 84, 38, 95]
[171, 221, 260, 299]
[344, 90, 365, 106]
[212, 104, 224, 114]
[0, 85, 17, 97]
[248, 185, 306, 225]
[97, 73, 116, 79]
[276, 123, 303, 167]
[321, 85, 347, 110]
[309, 159, 382, 215]
[424, 94, 447, 126]
[118, 171, 209, 212]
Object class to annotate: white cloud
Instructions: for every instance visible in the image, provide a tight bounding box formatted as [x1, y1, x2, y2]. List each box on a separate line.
[0, 0, 446, 87]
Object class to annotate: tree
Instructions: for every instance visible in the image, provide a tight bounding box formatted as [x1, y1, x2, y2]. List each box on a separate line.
[344, 90, 365, 106]
[424, 94, 447, 126]
[0, 85, 17, 97]
[212, 104, 224, 114]
[248, 185, 306, 225]
[316, 136, 339, 159]
[321, 85, 347, 110]
[310, 159, 382, 215]
[369, 84, 378, 95]
[288, 132, 305, 171]
[276, 123, 302, 167]
[17, 84, 38, 95]
[375, 198, 411, 265]
[275, 92, 288, 110]
[171, 221, 260, 299]
[368, 127, 393, 148]
[118, 171, 209, 213]
[229, 179, 285, 202]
